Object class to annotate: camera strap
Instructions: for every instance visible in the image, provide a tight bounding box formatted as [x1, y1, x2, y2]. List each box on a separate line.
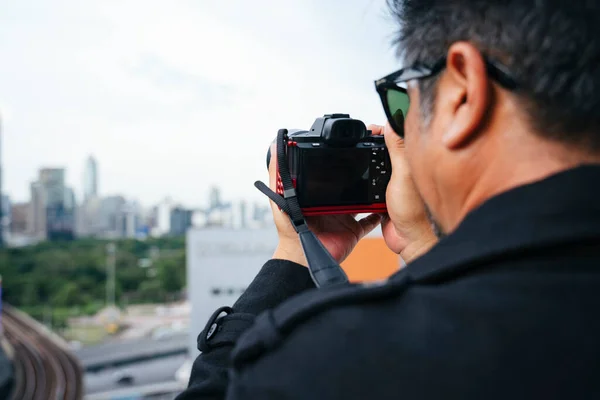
[254, 129, 350, 288]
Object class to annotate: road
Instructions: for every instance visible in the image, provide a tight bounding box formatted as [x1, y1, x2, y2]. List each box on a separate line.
[84, 353, 188, 394]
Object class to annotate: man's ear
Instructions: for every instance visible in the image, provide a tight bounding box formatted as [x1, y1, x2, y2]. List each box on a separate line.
[440, 42, 492, 149]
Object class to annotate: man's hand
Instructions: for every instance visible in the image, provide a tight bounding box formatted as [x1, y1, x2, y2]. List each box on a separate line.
[368, 124, 438, 263]
[268, 143, 382, 267]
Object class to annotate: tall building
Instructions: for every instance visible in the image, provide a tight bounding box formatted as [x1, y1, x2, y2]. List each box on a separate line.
[115, 202, 139, 238]
[39, 168, 65, 206]
[28, 168, 76, 241]
[46, 202, 75, 241]
[9, 203, 28, 235]
[77, 195, 128, 238]
[153, 198, 172, 236]
[170, 206, 193, 236]
[28, 181, 46, 239]
[1, 195, 9, 242]
[209, 187, 222, 209]
[99, 195, 126, 235]
[83, 156, 98, 201]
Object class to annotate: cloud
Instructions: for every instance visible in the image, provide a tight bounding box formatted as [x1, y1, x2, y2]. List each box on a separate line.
[0, 0, 399, 208]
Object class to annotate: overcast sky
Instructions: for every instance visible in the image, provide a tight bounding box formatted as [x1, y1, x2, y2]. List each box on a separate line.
[0, 0, 401, 209]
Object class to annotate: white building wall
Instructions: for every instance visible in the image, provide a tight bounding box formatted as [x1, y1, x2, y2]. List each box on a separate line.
[186, 226, 278, 357]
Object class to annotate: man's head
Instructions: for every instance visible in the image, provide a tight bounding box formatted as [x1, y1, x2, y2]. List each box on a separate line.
[383, 0, 600, 233]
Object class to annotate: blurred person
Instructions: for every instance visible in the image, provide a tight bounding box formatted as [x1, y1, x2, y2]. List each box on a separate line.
[177, 0, 600, 398]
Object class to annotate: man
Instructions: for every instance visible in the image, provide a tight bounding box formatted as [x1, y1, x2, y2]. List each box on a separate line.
[178, 0, 600, 398]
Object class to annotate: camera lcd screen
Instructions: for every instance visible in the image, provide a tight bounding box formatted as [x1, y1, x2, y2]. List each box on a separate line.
[299, 148, 370, 207]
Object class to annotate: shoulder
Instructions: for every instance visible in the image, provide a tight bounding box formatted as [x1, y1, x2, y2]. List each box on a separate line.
[227, 272, 415, 393]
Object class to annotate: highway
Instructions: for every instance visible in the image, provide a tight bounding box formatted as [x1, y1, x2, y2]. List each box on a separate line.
[76, 331, 188, 372]
[84, 353, 188, 394]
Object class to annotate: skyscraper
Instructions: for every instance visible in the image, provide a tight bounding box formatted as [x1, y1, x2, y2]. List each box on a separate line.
[83, 155, 98, 201]
[29, 168, 76, 241]
[29, 181, 46, 239]
[209, 187, 222, 209]
[39, 168, 65, 206]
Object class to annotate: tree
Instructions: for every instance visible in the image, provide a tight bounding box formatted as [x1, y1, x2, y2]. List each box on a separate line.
[138, 280, 164, 303]
[52, 282, 81, 307]
[0, 237, 187, 321]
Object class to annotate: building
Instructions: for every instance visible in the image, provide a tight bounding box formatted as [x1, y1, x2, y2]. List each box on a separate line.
[186, 227, 279, 358]
[98, 196, 126, 237]
[46, 202, 75, 240]
[252, 202, 271, 225]
[76, 196, 101, 237]
[185, 225, 402, 358]
[115, 201, 140, 238]
[28, 168, 76, 240]
[152, 198, 172, 237]
[83, 156, 98, 201]
[209, 187, 222, 210]
[9, 202, 28, 235]
[76, 195, 143, 239]
[203, 187, 232, 227]
[230, 200, 272, 229]
[28, 181, 47, 239]
[1, 195, 10, 242]
[39, 168, 65, 206]
[170, 207, 193, 236]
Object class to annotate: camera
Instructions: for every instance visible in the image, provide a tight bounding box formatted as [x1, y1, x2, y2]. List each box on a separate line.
[267, 114, 391, 216]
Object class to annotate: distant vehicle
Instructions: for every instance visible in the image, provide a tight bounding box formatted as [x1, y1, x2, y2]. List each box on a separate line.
[151, 324, 189, 340]
[112, 369, 135, 386]
[175, 359, 193, 384]
[69, 340, 82, 350]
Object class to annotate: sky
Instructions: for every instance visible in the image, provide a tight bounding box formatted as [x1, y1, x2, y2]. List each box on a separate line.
[0, 0, 401, 209]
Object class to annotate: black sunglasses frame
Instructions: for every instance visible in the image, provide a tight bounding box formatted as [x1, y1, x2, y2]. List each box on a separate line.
[374, 56, 519, 138]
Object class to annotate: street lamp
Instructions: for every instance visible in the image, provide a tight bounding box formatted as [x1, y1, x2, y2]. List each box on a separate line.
[106, 242, 116, 309]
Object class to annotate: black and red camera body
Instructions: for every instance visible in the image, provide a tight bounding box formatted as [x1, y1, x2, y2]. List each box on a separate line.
[269, 114, 391, 216]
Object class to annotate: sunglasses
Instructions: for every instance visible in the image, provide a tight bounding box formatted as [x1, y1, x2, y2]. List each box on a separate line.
[374, 56, 519, 138]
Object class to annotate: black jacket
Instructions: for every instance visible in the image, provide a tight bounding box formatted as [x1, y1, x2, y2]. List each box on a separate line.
[177, 165, 600, 399]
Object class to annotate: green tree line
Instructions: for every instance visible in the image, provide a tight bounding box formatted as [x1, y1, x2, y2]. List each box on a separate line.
[0, 237, 186, 327]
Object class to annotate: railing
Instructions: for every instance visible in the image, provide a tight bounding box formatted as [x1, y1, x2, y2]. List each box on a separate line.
[2, 304, 84, 400]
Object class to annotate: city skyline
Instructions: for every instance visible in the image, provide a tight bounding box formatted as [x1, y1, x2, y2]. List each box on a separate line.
[6, 153, 257, 211]
[4, 155, 273, 246]
[0, 0, 399, 208]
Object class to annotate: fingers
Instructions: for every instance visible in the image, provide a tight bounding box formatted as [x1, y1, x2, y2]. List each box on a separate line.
[383, 122, 408, 171]
[383, 122, 405, 151]
[267, 142, 283, 215]
[358, 213, 383, 238]
[370, 123, 405, 168]
[367, 124, 384, 135]
[268, 142, 277, 190]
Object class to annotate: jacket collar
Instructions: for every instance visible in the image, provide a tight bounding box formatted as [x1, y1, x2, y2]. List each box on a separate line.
[400, 165, 600, 282]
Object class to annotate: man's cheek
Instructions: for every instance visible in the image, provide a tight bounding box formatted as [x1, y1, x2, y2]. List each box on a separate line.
[404, 112, 419, 150]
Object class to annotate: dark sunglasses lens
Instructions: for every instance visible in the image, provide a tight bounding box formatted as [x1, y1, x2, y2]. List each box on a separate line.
[386, 89, 409, 136]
